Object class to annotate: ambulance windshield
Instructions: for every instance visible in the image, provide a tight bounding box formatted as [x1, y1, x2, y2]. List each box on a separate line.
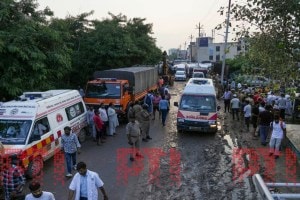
[85, 83, 121, 99]
[179, 95, 216, 112]
[0, 120, 32, 145]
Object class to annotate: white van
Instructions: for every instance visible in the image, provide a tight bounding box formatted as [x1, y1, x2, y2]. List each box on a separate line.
[192, 72, 205, 78]
[175, 64, 186, 72]
[0, 90, 88, 178]
[186, 78, 214, 87]
[174, 78, 219, 133]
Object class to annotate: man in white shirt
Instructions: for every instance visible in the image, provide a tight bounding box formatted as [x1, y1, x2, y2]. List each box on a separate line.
[230, 80, 236, 91]
[237, 83, 242, 90]
[243, 100, 252, 131]
[86, 106, 95, 140]
[223, 89, 232, 113]
[266, 92, 276, 105]
[230, 94, 240, 120]
[99, 103, 109, 136]
[25, 180, 55, 200]
[68, 162, 108, 200]
[269, 115, 287, 159]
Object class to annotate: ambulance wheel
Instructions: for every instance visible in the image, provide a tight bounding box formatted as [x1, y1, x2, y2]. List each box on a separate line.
[78, 128, 86, 143]
[26, 156, 43, 179]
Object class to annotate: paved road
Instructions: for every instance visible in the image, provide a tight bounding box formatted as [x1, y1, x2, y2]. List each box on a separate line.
[5, 80, 298, 199]
[36, 80, 300, 200]
[23, 81, 227, 199]
[31, 123, 154, 199]
[21, 81, 185, 199]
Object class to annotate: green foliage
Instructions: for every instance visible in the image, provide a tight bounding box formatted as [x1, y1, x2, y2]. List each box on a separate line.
[0, 1, 162, 99]
[217, 0, 300, 84]
[0, 0, 71, 98]
[64, 12, 162, 86]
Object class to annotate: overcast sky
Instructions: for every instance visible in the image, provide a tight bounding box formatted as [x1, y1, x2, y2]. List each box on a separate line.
[38, 0, 230, 51]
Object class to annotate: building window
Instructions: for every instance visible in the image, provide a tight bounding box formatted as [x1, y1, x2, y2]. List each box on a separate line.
[209, 55, 213, 61]
[216, 55, 220, 61]
[216, 46, 220, 52]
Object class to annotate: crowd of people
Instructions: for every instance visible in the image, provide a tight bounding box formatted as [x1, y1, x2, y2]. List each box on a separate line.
[0, 78, 174, 199]
[86, 102, 119, 145]
[221, 82, 290, 160]
[125, 83, 171, 161]
[1, 154, 107, 200]
[1, 125, 108, 200]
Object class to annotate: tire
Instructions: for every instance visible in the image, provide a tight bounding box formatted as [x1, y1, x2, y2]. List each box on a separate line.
[78, 128, 86, 143]
[26, 156, 43, 179]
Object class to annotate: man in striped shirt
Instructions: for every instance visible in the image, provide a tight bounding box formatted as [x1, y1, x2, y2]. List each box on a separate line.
[61, 126, 81, 177]
[2, 154, 25, 200]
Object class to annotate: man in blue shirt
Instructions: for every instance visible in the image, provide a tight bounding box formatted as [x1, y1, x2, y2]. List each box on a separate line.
[159, 96, 169, 126]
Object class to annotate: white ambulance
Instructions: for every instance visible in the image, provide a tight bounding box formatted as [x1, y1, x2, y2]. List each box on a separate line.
[174, 78, 220, 133]
[0, 90, 88, 178]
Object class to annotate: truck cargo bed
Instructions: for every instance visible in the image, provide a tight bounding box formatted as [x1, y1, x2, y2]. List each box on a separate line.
[93, 66, 158, 94]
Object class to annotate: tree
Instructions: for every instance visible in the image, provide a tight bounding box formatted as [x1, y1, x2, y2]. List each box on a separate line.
[125, 17, 162, 64]
[0, 1, 163, 98]
[0, 0, 72, 97]
[67, 13, 162, 84]
[49, 11, 95, 87]
[217, 0, 300, 82]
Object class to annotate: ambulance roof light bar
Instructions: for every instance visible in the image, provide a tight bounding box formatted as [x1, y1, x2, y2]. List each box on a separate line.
[96, 78, 117, 81]
[22, 92, 53, 100]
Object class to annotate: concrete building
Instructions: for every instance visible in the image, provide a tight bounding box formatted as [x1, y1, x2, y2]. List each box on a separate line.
[194, 37, 246, 63]
[169, 37, 246, 64]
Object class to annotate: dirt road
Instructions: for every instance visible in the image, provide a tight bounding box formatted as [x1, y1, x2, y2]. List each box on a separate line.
[128, 81, 300, 200]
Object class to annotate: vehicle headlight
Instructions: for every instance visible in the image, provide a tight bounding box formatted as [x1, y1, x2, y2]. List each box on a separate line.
[208, 121, 216, 125]
[178, 118, 185, 123]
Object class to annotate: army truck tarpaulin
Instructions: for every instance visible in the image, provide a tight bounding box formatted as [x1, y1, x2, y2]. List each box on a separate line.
[84, 66, 159, 121]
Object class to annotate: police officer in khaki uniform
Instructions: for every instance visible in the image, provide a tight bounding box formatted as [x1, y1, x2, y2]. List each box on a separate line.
[132, 101, 143, 115]
[133, 101, 143, 136]
[126, 117, 142, 161]
[139, 104, 152, 142]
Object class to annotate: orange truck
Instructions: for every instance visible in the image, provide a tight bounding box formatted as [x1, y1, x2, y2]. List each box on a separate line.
[84, 66, 159, 121]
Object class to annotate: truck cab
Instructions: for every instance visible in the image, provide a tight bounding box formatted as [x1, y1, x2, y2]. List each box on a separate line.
[84, 66, 159, 121]
[84, 78, 132, 118]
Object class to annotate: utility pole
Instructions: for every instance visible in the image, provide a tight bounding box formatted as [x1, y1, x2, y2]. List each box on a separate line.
[221, 0, 232, 86]
[184, 42, 187, 59]
[189, 34, 193, 62]
[196, 23, 204, 37]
